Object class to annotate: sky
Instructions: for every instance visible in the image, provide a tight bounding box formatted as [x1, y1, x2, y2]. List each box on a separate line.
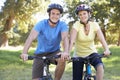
[0, 0, 64, 11]
[0, 0, 6, 11]
[50, 0, 64, 5]
[0, 0, 86, 9]
[0, 0, 73, 23]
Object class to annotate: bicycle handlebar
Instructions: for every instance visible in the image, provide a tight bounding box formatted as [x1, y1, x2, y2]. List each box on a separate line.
[28, 55, 61, 60]
[70, 53, 111, 62]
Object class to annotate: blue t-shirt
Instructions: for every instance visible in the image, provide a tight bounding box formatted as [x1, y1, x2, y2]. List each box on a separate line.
[33, 19, 68, 54]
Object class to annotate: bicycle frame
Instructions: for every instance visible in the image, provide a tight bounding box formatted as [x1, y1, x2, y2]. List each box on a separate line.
[83, 57, 96, 80]
[71, 53, 105, 80]
[28, 55, 60, 80]
[42, 57, 53, 80]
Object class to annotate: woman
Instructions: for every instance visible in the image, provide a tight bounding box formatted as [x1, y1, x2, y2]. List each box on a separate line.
[69, 4, 111, 80]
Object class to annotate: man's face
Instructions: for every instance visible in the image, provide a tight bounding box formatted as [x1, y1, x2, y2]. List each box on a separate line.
[49, 9, 61, 23]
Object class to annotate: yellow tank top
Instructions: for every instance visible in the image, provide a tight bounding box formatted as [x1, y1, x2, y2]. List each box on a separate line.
[73, 21, 100, 57]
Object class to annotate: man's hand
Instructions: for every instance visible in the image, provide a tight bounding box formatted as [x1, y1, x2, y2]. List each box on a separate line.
[59, 52, 70, 61]
[20, 53, 28, 61]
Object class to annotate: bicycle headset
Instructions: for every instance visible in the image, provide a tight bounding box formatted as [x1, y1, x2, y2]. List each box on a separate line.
[47, 3, 63, 24]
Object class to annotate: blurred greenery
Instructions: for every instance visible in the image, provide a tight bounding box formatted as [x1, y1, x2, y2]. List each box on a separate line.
[0, 46, 120, 80]
[0, 0, 120, 47]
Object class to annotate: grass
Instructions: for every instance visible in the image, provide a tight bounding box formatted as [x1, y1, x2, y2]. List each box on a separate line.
[0, 46, 120, 80]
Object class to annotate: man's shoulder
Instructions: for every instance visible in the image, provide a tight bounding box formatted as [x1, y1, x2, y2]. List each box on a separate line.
[34, 19, 48, 30]
[58, 20, 68, 28]
[59, 20, 67, 24]
[37, 19, 48, 24]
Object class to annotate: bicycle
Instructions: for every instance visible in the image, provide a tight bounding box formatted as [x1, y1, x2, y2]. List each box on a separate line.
[70, 53, 110, 80]
[28, 55, 61, 80]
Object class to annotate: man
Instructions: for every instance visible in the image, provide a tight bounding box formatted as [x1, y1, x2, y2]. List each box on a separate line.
[20, 3, 69, 80]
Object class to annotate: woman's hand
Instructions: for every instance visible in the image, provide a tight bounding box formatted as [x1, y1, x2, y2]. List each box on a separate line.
[104, 49, 111, 56]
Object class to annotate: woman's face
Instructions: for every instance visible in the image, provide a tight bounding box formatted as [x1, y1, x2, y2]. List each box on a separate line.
[78, 10, 90, 23]
[49, 9, 61, 23]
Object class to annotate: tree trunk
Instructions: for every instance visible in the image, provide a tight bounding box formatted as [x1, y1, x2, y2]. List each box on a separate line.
[117, 30, 120, 46]
[0, 16, 14, 47]
[0, 33, 8, 47]
[102, 26, 106, 40]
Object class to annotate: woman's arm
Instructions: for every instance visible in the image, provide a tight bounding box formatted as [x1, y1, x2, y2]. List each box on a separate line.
[96, 29, 111, 56]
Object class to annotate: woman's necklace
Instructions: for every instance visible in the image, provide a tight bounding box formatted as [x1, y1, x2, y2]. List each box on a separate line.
[84, 24, 90, 35]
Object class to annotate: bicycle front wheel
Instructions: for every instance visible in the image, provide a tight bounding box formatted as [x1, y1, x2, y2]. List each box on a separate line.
[42, 76, 53, 80]
[48, 74, 53, 80]
[83, 75, 96, 80]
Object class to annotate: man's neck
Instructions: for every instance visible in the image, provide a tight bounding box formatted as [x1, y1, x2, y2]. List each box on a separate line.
[48, 20, 57, 27]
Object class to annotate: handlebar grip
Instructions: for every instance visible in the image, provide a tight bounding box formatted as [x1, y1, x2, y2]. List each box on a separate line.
[102, 52, 112, 56]
[53, 55, 61, 59]
[110, 52, 112, 55]
[28, 56, 34, 60]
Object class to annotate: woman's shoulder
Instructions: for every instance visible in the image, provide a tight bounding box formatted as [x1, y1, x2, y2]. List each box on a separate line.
[90, 21, 100, 31]
[74, 21, 80, 24]
[90, 21, 99, 26]
[73, 21, 83, 27]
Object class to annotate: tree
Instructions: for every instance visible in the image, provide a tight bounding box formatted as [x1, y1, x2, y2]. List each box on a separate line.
[109, 0, 120, 46]
[92, 1, 111, 39]
[64, 0, 83, 32]
[64, 0, 120, 45]
[0, 0, 50, 47]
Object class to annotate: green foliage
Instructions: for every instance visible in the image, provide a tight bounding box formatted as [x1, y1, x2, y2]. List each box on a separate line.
[0, 0, 120, 46]
[64, 0, 83, 21]
[0, 0, 50, 46]
[64, 0, 120, 45]
[0, 48, 34, 80]
[0, 46, 120, 80]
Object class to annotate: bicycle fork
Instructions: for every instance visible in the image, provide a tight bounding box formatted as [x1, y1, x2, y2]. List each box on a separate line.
[84, 63, 96, 80]
[84, 63, 92, 80]
[42, 60, 53, 80]
[86, 63, 92, 75]
[43, 65, 48, 76]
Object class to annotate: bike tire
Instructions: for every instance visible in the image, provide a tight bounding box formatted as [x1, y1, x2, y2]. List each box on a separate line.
[83, 75, 90, 80]
[41, 76, 53, 80]
[48, 76, 53, 80]
[48, 73, 53, 80]
[83, 75, 96, 80]
[93, 76, 96, 80]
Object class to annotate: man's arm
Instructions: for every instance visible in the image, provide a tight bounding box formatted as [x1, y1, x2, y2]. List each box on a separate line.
[69, 28, 77, 53]
[60, 31, 69, 60]
[20, 29, 39, 61]
[61, 31, 69, 53]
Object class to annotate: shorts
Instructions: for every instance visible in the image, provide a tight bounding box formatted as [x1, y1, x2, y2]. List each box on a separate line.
[32, 50, 60, 79]
[72, 53, 103, 80]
